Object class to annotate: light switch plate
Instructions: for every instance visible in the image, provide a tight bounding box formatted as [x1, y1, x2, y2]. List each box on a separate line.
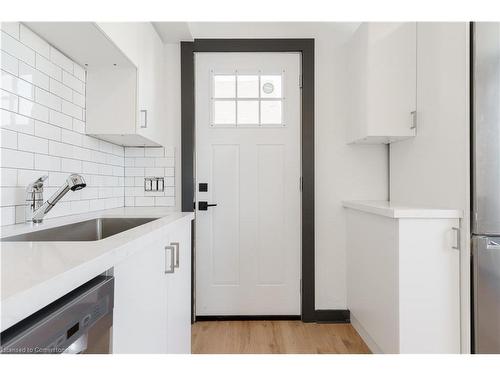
[144, 177, 164, 192]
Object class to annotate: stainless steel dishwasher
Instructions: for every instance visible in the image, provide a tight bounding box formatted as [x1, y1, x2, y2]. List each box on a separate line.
[1, 275, 114, 354]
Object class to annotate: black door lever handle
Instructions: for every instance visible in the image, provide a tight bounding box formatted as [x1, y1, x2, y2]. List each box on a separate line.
[198, 201, 217, 211]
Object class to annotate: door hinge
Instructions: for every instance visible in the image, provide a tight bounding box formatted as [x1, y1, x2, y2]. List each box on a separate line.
[300, 177, 303, 192]
[299, 74, 303, 89]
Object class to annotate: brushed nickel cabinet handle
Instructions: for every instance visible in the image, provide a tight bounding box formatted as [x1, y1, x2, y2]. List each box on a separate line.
[171, 242, 180, 268]
[164, 245, 175, 274]
[410, 110, 417, 130]
[452, 227, 460, 251]
[140, 109, 148, 128]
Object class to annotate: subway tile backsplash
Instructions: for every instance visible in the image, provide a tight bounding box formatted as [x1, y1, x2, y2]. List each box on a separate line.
[124, 147, 175, 207]
[0, 23, 175, 226]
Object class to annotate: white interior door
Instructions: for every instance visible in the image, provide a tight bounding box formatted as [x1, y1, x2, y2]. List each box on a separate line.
[195, 52, 301, 316]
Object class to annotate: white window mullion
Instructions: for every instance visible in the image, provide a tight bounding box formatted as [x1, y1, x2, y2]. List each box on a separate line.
[211, 71, 285, 128]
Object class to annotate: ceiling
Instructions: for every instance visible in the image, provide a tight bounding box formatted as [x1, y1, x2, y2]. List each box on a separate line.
[153, 22, 360, 43]
[152, 22, 193, 43]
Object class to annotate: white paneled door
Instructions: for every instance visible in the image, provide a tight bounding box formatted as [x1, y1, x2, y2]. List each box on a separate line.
[195, 53, 301, 316]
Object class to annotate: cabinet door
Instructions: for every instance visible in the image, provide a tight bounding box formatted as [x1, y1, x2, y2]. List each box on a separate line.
[348, 22, 417, 144]
[398, 218, 461, 353]
[136, 23, 164, 145]
[136, 23, 153, 130]
[112, 231, 169, 353]
[366, 22, 417, 141]
[166, 220, 192, 354]
[95, 22, 165, 146]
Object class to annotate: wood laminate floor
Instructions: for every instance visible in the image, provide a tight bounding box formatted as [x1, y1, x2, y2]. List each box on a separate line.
[191, 320, 371, 354]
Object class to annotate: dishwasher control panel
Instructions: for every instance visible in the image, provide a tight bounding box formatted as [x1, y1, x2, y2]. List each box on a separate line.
[45, 297, 109, 353]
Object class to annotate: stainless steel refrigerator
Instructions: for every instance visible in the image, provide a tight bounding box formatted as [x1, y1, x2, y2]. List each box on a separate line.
[472, 22, 500, 354]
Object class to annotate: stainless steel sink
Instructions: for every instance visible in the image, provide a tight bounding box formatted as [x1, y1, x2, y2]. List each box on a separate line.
[1, 217, 159, 242]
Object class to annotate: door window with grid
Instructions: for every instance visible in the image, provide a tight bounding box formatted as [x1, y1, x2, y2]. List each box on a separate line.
[211, 71, 285, 127]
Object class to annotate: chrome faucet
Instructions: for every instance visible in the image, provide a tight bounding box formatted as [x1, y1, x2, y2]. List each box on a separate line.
[26, 174, 87, 223]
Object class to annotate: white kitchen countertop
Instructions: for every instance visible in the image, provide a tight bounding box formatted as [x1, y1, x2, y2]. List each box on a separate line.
[0, 207, 194, 331]
[342, 200, 463, 219]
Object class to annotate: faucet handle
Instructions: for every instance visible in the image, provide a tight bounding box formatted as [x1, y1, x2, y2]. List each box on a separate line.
[27, 175, 48, 190]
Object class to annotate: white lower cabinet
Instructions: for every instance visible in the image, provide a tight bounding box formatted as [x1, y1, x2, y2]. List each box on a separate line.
[345, 205, 461, 353]
[112, 230, 168, 353]
[112, 219, 192, 354]
[166, 220, 192, 353]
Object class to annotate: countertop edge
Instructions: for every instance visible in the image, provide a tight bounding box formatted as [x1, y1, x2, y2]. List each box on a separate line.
[342, 200, 464, 219]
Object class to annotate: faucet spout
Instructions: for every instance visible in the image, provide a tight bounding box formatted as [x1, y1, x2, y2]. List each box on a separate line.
[28, 174, 86, 223]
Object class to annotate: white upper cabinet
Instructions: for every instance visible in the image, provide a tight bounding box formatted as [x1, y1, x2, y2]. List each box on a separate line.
[90, 22, 166, 146]
[25, 22, 166, 147]
[136, 23, 165, 145]
[96, 23, 141, 66]
[347, 22, 417, 144]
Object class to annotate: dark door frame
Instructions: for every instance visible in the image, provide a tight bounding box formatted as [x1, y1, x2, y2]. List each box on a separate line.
[181, 39, 347, 323]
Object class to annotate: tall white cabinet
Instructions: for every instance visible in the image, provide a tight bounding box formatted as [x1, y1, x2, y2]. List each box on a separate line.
[347, 22, 417, 144]
[388, 22, 471, 353]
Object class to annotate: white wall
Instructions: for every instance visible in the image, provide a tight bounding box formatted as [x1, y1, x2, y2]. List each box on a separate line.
[161, 24, 389, 309]
[389, 22, 470, 352]
[314, 33, 388, 309]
